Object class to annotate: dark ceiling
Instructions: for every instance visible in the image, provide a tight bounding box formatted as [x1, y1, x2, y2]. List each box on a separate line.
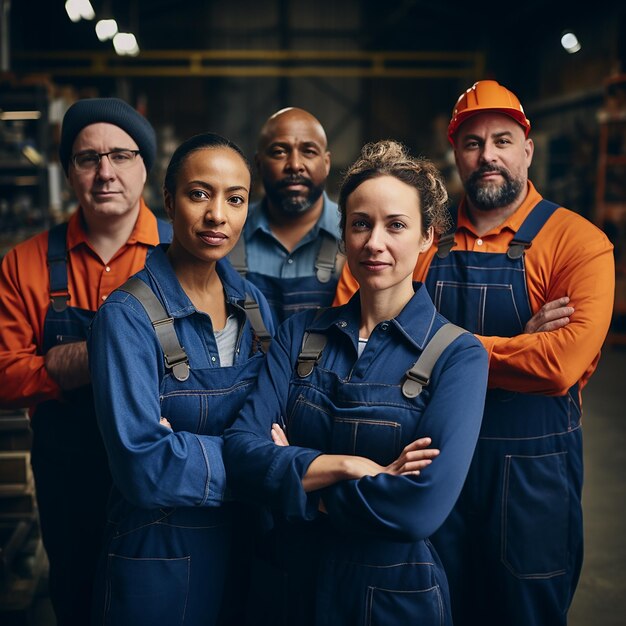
[9, 1, 614, 55]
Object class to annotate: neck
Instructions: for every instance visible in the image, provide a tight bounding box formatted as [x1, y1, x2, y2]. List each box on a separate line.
[167, 241, 220, 293]
[358, 280, 415, 339]
[166, 241, 227, 327]
[82, 203, 140, 264]
[265, 195, 324, 252]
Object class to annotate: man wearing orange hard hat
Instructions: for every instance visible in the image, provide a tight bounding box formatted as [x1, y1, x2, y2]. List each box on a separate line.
[333, 80, 615, 626]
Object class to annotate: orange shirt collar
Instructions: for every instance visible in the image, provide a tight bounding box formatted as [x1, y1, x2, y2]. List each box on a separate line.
[456, 181, 545, 237]
[65, 198, 161, 251]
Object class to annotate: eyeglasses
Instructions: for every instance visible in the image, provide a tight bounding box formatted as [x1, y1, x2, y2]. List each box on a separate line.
[71, 149, 141, 172]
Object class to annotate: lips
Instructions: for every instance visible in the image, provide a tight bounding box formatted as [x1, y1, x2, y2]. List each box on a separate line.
[198, 231, 228, 246]
[278, 177, 312, 191]
[471, 166, 509, 184]
[360, 260, 390, 271]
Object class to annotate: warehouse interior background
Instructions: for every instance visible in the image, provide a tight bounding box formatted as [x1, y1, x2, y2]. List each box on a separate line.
[1, 1, 625, 624]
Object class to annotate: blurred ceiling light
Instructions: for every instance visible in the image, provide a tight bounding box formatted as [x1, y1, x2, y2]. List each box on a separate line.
[65, 0, 95, 22]
[113, 32, 140, 56]
[95, 19, 119, 41]
[561, 31, 582, 54]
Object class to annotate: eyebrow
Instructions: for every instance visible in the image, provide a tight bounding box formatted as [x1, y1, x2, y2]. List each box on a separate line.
[351, 212, 411, 219]
[74, 146, 135, 153]
[463, 130, 514, 141]
[267, 140, 323, 150]
[187, 180, 249, 193]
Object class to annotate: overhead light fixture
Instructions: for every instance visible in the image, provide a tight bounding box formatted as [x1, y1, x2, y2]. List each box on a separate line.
[561, 31, 581, 54]
[0, 110, 42, 121]
[65, 0, 95, 23]
[113, 32, 140, 57]
[95, 19, 119, 42]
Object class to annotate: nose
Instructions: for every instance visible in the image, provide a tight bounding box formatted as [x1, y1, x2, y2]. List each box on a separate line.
[285, 149, 304, 173]
[364, 226, 385, 252]
[95, 154, 116, 180]
[204, 199, 226, 224]
[479, 140, 498, 164]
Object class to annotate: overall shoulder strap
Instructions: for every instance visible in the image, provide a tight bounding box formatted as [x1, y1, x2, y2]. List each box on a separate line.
[507, 199, 560, 259]
[296, 308, 329, 377]
[435, 206, 458, 259]
[47, 222, 70, 313]
[117, 277, 190, 382]
[229, 237, 248, 276]
[315, 232, 340, 283]
[402, 323, 468, 398]
[242, 292, 272, 353]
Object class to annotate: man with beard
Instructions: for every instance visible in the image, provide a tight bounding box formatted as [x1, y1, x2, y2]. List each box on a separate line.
[333, 80, 614, 626]
[229, 107, 343, 324]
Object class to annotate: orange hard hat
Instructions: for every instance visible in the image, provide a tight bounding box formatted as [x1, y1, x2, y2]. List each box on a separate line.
[447, 80, 531, 144]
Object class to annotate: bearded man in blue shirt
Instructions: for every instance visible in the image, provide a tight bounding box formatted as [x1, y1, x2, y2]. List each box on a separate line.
[228, 107, 344, 324]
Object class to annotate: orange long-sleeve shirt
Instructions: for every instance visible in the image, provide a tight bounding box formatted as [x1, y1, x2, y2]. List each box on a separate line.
[334, 182, 615, 397]
[0, 199, 162, 410]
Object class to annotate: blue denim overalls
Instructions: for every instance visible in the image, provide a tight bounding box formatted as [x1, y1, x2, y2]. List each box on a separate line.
[225, 289, 488, 626]
[90, 250, 273, 626]
[29, 218, 171, 626]
[426, 200, 583, 626]
[229, 231, 341, 325]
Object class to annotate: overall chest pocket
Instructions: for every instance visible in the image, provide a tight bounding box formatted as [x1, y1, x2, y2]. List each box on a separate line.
[160, 376, 257, 435]
[287, 392, 403, 466]
[433, 281, 523, 336]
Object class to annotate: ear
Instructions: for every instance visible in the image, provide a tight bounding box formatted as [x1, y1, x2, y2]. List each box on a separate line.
[163, 188, 175, 221]
[420, 226, 434, 253]
[323, 150, 331, 176]
[524, 137, 534, 167]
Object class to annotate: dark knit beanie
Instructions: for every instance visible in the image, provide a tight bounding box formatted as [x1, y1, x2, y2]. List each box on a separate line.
[59, 97, 156, 175]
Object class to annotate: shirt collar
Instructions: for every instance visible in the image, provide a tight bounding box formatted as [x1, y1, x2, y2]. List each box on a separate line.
[144, 245, 250, 318]
[307, 282, 439, 350]
[456, 180, 543, 237]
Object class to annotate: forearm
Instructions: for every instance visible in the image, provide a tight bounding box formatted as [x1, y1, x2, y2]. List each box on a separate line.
[302, 455, 371, 492]
[45, 341, 91, 390]
[480, 244, 614, 394]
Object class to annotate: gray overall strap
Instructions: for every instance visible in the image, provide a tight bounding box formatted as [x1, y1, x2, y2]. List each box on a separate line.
[435, 232, 457, 259]
[506, 199, 560, 259]
[402, 323, 467, 398]
[117, 277, 190, 382]
[296, 332, 328, 378]
[296, 308, 329, 377]
[243, 293, 272, 353]
[315, 232, 339, 283]
[229, 237, 248, 276]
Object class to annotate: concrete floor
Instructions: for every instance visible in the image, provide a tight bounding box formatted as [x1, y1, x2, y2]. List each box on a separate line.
[568, 345, 626, 626]
[5, 346, 626, 625]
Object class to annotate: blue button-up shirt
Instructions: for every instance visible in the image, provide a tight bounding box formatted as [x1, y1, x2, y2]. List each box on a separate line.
[241, 192, 341, 278]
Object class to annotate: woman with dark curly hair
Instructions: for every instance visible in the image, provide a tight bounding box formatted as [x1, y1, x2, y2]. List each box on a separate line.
[224, 140, 488, 625]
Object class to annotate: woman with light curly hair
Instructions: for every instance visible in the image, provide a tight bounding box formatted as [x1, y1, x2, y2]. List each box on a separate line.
[224, 140, 488, 625]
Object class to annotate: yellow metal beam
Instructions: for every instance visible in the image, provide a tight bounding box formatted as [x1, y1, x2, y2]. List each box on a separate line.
[15, 49, 485, 79]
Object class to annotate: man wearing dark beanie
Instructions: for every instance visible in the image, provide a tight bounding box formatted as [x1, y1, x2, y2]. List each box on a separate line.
[0, 97, 171, 626]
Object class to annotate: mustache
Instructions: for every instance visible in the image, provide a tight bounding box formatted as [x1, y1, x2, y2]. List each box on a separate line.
[469, 164, 511, 184]
[276, 176, 313, 189]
